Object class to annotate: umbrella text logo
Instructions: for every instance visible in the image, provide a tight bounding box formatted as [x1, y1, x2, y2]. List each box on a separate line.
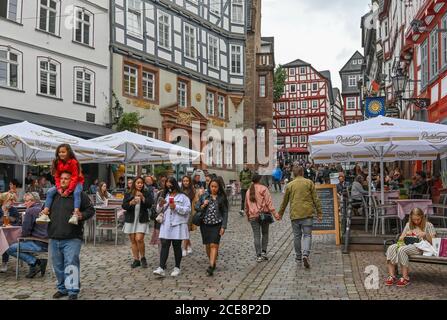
[335, 135, 362, 146]
[421, 132, 447, 144]
[331, 153, 352, 162]
[396, 151, 417, 160]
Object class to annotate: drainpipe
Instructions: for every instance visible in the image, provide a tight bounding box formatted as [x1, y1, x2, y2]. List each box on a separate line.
[109, 0, 114, 128]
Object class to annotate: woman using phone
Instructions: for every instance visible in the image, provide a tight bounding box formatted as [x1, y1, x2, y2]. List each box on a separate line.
[122, 177, 154, 269]
[195, 178, 229, 276]
[153, 177, 191, 277]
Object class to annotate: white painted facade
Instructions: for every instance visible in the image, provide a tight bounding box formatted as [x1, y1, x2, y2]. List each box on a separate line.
[0, 0, 110, 125]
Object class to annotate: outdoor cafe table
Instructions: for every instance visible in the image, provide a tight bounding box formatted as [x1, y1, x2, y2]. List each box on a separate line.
[396, 199, 433, 220]
[0, 226, 21, 255]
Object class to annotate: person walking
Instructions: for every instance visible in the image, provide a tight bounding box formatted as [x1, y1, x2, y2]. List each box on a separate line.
[46, 171, 95, 300]
[272, 166, 282, 193]
[150, 176, 167, 253]
[153, 177, 191, 277]
[239, 164, 253, 216]
[122, 177, 154, 269]
[195, 178, 229, 276]
[277, 165, 322, 269]
[245, 175, 277, 262]
[180, 175, 196, 257]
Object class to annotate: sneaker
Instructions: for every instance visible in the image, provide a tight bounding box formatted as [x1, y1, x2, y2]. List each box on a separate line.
[68, 294, 78, 300]
[385, 276, 397, 286]
[0, 262, 7, 273]
[53, 291, 68, 299]
[68, 214, 78, 225]
[182, 249, 188, 257]
[261, 251, 268, 261]
[36, 214, 50, 224]
[256, 255, 264, 263]
[396, 277, 410, 287]
[131, 260, 141, 269]
[303, 256, 310, 269]
[140, 257, 148, 269]
[186, 246, 193, 255]
[153, 267, 165, 277]
[295, 256, 302, 263]
[239, 210, 244, 216]
[171, 267, 181, 277]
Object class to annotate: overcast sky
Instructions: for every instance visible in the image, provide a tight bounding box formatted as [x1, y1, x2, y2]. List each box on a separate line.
[262, 0, 371, 89]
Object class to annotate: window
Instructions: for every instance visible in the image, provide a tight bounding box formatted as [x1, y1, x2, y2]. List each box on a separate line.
[184, 24, 196, 59]
[158, 12, 171, 49]
[225, 144, 233, 168]
[442, 15, 447, 68]
[124, 65, 138, 96]
[218, 95, 225, 118]
[0, 47, 21, 89]
[347, 97, 356, 109]
[206, 92, 215, 115]
[230, 45, 243, 75]
[421, 39, 428, 88]
[0, 0, 21, 22]
[301, 118, 308, 127]
[127, 0, 142, 37]
[300, 135, 307, 143]
[205, 143, 213, 166]
[348, 75, 357, 87]
[358, 59, 363, 65]
[279, 119, 286, 128]
[301, 101, 308, 109]
[290, 102, 297, 110]
[231, 0, 244, 24]
[74, 7, 93, 46]
[301, 83, 307, 92]
[74, 67, 94, 105]
[178, 81, 188, 108]
[353, 60, 357, 65]
[312, 100, 318, 109]
[312, 117, 319, 127]
[384, 20, 388, 37]
[208, 35, 219, 69]
[430, 29, 439, 78]
[215, 143, 222, 167]
[210, 0, 221, 15]
[38, 0, 58, 34]
[142, 71, 155, 100]
[292, 136, 298, 144]
[38, 58, 60, 97]
[300, 67, 306, 74]
[312, 83, 318, 91]
[290, 118, 297, 128]
[290, 68, 295, 76]
[259, 76, 266, 97]
[278, 102, 285, 111]
[140, 129, 155, 138]
[290, 84, 296, 93]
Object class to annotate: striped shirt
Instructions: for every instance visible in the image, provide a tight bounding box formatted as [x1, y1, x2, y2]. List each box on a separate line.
[401, 221, 436, 239]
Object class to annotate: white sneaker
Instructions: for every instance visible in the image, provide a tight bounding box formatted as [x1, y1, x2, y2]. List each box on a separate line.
[0, 262, 7, 273]
[153, 267, 165, 277]
[36, 214, 50, 224]
[186, 246, 193, 255]
[182, 249, 188, 257]
[171, 267, 181, 277]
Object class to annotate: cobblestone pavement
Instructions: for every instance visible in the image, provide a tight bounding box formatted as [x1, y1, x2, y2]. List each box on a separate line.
[0, 193, 446, 300]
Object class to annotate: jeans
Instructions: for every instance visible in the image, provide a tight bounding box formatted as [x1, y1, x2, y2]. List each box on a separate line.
[250, 220, 269, 256]
[45, 183, 83, 210]
[50, 238, 82, 296]
[291, 218, 313, 259]
[159, 239, 182, 270]
[272, 179, 281, 192]
[241, 189, 248, 211]
[7, 241, 48, 266]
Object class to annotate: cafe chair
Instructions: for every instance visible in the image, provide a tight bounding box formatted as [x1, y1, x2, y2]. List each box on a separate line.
[15, 237, 51, 280]
[361, 195, 376, 232]
[371, 196, 402, 236]
[428, 194, 447, 228]
[93, 207, 124, 246]
[107, 198, 123, 206]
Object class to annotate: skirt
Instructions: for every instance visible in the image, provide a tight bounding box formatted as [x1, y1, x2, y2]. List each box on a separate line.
[123, 204, 150, 235]
[200, 223, 222, 245]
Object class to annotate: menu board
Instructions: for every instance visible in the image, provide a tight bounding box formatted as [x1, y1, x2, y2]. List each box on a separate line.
[312, 185, 340, 245]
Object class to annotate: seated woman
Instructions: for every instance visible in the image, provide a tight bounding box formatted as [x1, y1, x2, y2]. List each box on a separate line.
[0, 192, 20, 273]
[385, 208, 436, 287]
[96, 182, 112, 206]
[350, 175, 368, 215]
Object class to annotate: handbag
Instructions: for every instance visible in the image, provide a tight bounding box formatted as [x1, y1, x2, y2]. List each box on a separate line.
[155, 212, 164, 224]
[403, 236, 421, 245]
[192, 196, 208, 226]
[259, 212, 274, 224]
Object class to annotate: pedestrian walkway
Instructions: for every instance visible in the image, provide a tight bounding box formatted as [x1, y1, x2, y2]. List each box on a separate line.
[0, 192, 446, 300]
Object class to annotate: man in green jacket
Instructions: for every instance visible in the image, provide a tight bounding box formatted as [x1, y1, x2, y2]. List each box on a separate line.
[277, 165, 323, 268]
[239, 164, 253, 216]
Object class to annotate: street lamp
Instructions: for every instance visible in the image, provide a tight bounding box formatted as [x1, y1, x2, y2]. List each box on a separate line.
[391, 68, 408, 98]
[111, 98, 124, 124]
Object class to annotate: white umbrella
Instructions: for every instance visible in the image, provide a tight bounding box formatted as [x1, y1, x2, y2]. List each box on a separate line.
[0, 121, 125, 187]
[90, 131, 202, 181]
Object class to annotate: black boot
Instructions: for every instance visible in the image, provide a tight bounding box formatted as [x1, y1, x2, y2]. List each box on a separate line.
[40, 259, 48, 276]
[25, 260, 41, 279]
[140, 257, 148, 268]
[131, 260, 141, 268]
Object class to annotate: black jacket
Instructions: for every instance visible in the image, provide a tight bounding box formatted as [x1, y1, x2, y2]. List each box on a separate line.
[47, 192, 95, 240]
[122, 190, 154, 224]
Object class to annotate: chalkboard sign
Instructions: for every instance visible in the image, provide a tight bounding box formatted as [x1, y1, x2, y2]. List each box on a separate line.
[312, 184, 340, 245]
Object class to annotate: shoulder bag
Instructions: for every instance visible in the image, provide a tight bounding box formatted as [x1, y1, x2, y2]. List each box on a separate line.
[257, 190, 274, 225]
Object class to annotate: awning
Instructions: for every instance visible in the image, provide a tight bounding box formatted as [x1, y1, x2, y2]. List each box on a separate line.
[278, 148, 309, 154]
[0, 106, 114, 139]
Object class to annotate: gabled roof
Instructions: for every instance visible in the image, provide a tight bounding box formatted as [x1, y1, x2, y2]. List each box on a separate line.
[283, 58, 311, 68]
[339, 51, 364, 73]
[320, 70, 334, 105]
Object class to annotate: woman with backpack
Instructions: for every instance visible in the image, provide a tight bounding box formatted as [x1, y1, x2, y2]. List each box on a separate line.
[245, 175, 277, 262]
